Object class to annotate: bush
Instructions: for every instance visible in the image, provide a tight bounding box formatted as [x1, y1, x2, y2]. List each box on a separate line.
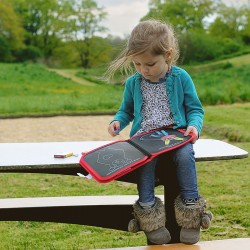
[179, 32, 242, 64]
[14, 46, 43, 62]
[222, 38, 241, 54]
[0, 37, 12, 62]
[192, 64, 250, 105]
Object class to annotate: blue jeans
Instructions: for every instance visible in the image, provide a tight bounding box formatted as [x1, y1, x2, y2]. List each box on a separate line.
[137, 143, 198, 207]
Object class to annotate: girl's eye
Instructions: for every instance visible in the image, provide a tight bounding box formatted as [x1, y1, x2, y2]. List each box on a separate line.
[133, 62, 155, 66]
[147, 63, 155, 67]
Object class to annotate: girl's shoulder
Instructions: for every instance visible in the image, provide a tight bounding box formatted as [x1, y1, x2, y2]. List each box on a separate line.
[171, 66, 191, 78]
[125, 72, 141, 85]
[170, 66, 194, 85]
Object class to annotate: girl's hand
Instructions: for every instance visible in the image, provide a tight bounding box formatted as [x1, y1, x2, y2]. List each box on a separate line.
[184, 126, 198, 144]
[108, 121, 121, 137]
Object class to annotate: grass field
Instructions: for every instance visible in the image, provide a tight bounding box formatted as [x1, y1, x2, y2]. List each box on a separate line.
[0, 63, 123, 117]
[0, 56, 249, 249]
[0, 54, 249, 117]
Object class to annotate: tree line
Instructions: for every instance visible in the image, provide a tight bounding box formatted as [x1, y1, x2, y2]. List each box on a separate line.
[0, 0, 249, 68]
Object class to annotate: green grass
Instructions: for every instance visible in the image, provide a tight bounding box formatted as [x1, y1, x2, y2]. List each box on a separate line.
[183, 54, 250, 105]
[0, 104, 249, 249]
[190, 65, 250, 105]
[0, 54, 250, 117]
[0, 63, 123, 117]
[202, 103, 250, 142]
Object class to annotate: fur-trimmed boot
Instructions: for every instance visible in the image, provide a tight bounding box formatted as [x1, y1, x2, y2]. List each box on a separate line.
[128, 197, 171, 245]
[174, 195, 213, 245]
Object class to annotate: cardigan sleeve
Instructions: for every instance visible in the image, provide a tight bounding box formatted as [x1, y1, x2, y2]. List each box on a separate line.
[182, 71, 204, 134]
[112, 78, 135, 131]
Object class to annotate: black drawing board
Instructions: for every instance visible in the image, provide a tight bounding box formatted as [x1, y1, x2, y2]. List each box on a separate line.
[79, 127, 196, 183]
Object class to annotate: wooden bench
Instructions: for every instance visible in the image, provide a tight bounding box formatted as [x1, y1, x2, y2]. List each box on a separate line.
[0, 139, 248, 244]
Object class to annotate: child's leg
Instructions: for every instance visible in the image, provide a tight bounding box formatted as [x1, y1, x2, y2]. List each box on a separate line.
[137, 158, 157, 208]
[128, 158, 171, 245]
[172, 143, 198, 202]
[172, 143, 213, 244]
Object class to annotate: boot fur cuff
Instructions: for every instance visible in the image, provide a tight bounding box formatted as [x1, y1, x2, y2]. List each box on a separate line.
[133, 197, 166, 233]
[175, 195, 213, 229]
[128, 218, 140, 232]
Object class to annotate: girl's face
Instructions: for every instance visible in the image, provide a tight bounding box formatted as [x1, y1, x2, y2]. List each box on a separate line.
[132, 51, 170, 82]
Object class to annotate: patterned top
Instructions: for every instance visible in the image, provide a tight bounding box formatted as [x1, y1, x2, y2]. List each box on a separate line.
[136, 77, 175, 134]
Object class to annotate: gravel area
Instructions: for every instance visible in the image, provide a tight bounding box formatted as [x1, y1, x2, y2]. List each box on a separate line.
[1, 115, 131, 143]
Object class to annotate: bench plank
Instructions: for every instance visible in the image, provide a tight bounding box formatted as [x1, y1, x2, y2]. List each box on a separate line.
[99, 238, 250, 250]
[193, 139, 248, 161]
[0, 195, 160, 208]
[0, 141, 109, 170]
[0, 195, 155, 230]
[0, 139, 248, 171]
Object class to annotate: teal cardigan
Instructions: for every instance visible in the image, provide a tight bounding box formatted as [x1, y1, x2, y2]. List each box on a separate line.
[113, 66, 204, 137]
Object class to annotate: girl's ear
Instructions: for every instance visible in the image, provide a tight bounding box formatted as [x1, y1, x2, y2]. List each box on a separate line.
[165, 48, 173, 62]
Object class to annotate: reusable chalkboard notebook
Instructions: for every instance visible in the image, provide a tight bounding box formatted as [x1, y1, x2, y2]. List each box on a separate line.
[79, 127, 196, 183]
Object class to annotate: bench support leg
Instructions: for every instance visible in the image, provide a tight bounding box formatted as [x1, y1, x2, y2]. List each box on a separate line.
[164, 171, 181, 243]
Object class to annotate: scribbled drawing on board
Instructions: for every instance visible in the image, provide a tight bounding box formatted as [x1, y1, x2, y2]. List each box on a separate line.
[97, 147, 133, 173]
[140, 130, 184, 145]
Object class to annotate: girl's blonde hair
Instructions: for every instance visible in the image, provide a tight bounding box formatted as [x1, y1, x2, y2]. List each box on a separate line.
[105, 19, 180, 79]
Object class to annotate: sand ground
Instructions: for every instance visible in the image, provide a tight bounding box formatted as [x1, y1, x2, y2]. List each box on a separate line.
[1, 115, 131, 143]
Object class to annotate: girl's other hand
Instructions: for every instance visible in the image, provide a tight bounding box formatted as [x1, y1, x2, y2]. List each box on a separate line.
[184, 126, 198, 144]
[108, 121, 121, 137]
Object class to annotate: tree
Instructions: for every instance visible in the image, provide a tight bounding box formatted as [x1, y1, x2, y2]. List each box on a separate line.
[142, 0, 215, 32]
[142, 0, 248, 64]
[241, 7, 250, 44]
[65, 0, 107, 68]
[12, 0, 71, 61]
[208, 3, 249, 40]
[87, 36, 113, 68]
[13, 0, 107, 67]
[141, 0, 218, 64]
[0, 0, 25, 61]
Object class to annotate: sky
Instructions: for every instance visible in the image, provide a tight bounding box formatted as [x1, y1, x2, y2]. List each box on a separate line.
[95, 0, 249, 38]
[95, 0, 150, 37]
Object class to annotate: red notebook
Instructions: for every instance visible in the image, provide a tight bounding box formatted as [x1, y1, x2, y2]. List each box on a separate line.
[79, 127, 195, 183]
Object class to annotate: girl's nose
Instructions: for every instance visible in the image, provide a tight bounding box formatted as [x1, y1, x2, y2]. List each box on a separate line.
[141, 66, 149, 74]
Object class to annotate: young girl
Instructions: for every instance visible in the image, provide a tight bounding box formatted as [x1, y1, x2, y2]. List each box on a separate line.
[107, 20, 212, 245]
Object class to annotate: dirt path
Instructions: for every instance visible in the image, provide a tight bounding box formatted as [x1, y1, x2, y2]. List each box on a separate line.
[49, 69, 96, 86]
[0, 115, 131, 143]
